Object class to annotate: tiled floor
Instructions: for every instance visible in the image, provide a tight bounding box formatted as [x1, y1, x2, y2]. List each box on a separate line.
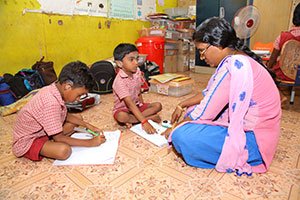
[0, 72, 299, 200]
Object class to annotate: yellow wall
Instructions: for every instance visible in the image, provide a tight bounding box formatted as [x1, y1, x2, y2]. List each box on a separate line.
[0, 0, 177, 75]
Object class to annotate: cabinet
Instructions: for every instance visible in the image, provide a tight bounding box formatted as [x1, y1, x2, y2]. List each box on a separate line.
[195, 0, 249, 66]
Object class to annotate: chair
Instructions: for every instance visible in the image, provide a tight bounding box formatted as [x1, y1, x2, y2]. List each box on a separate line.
[276, 40, 300, 104]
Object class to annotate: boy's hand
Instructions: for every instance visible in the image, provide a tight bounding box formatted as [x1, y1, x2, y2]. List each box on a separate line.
[161, 128, 172, 139]
[142, 122, 156, 134]
[86, 124, 103, 136]
[90, 135, 106, 146]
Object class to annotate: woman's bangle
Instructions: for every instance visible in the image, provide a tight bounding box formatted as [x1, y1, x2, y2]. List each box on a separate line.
[177, 104, 184, 111]
[141, 119, 148, 125]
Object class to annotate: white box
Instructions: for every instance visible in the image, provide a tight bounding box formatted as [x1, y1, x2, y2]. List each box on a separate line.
[149, 78, 194, 97]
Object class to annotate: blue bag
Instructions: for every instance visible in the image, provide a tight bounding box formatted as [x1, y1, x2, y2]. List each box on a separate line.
[0, 77, 16, 106]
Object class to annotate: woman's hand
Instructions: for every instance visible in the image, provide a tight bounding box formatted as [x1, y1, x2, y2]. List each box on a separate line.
[142, 121, 156, 134]
[161, 128, 172, 139]
[171, 105, 183, 124]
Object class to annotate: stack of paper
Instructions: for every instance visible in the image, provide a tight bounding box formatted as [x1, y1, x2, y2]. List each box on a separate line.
[130, 120, 168, 147]
[53, 130, 121, 166]
[150, 73, 186, 83]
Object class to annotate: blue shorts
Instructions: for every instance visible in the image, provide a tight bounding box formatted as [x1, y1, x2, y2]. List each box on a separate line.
[171, 123, 263, 168]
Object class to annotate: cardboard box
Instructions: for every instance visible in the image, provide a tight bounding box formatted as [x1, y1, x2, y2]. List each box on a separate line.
[177, 0, 196, 7]
[149, 78, 194, 97]
[178, 53, 189, 72]
[164, 55, 178, 73]
[164, 49, 178, 73]
[188, 42, 196, 68]
[178, 40, 190, 54]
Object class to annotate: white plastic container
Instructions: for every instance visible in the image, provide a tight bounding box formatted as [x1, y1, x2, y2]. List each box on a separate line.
[149, 78, 194, 97]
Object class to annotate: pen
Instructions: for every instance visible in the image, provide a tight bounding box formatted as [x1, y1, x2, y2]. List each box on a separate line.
[86, 128, 99, 136]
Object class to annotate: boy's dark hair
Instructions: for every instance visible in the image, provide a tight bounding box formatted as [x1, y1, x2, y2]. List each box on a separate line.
[58, 61, 94, 91]
[293, 3, 300, 26]
[113, 43, 138, 61]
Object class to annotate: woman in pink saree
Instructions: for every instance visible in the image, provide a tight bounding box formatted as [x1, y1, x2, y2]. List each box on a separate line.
[164, 17, 281, 176]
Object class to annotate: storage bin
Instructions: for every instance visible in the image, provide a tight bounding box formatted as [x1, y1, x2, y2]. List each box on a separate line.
[150, 19, 177, 30]
[149, 78, 194, 97]
[165, 30, 180, 40]
[164, 7, 188, 18]
[136, 36, 165, 73]
[177, 29, 194, 39]
[175, 20, 195, 30]
[138, 28, 166, 37]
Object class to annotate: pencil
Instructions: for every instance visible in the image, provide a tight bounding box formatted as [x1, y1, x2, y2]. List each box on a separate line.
[86, 128, 99, 136]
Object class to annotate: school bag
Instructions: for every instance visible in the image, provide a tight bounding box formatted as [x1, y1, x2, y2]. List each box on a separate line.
[3, 69, 44, 99]
[15, 69, 45, 90]
[0, 77, 16, 106]
[66, 93, 100, 113]
[90, 60, 116, 94]
[32, 56, 57, 85]
[3, 73, 30, 99]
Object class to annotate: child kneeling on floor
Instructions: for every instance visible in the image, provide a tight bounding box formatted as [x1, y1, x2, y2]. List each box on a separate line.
[112, 43, 162, 134]
[12, 61, 106, 161]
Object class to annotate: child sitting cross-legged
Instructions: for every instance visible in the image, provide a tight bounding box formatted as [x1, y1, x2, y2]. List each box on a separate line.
[112, 43, 162, 134]
[12, 61, 106, 161]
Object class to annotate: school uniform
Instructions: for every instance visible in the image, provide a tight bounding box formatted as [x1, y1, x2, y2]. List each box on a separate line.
[12, 83, 67, 160]
[112, 68, 148, 119]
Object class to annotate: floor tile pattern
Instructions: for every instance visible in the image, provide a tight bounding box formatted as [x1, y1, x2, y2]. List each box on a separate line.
[0, 72, 299, 199]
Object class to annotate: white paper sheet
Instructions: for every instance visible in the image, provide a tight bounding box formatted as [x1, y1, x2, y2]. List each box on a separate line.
[53, 130, 121, 166]
[130, 120, 168, 147]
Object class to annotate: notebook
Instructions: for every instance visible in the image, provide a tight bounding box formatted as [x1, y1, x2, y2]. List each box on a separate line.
[53, 130, 121, 166]
[130, 120, 168, 147]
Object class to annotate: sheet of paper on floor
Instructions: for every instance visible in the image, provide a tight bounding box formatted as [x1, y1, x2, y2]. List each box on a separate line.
[130, 120, 168, 147]
[53, 130, 121, 166]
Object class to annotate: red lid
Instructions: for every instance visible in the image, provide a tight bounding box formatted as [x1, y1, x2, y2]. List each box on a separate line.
[136, 36, 165, 43]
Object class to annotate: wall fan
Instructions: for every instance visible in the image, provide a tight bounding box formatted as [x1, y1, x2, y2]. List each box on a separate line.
[232, 5, 261, 39]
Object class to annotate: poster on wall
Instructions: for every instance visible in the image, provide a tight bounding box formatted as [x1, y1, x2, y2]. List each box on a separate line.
[135, 0, 156, 20]
[109, 0, 135, 19]
[34, 0, 155, 20]
[74, 0, 108, 17]
[38, 0, 74, 15]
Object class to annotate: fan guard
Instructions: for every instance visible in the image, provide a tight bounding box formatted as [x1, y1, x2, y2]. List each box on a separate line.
[232, 5, 260, 39]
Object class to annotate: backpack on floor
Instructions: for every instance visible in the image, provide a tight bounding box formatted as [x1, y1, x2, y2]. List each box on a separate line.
[32, 56, 57, 85]
[15, 69, 45, 90]
[66, 93, 101, 113]
[90, 60, 116, 94]
[3, 73, 30, 99]
[0, 77, 16, 106]
[3, 69, 44, 99]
